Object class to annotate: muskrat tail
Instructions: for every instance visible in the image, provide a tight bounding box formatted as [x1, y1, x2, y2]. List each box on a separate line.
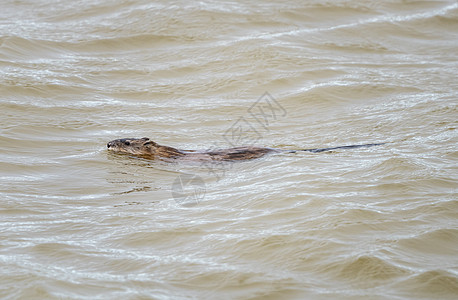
[288, 143, 386, 153]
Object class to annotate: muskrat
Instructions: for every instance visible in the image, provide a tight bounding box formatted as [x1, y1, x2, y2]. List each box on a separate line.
[106, 137, 384, 162]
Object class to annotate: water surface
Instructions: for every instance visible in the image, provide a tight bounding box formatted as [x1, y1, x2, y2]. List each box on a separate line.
[1, 0, 457, 299]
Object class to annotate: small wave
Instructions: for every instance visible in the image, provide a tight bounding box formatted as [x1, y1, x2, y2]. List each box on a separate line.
[395, 270, 458, 298]
[325, 255, 410, 284]
[0, 36, 66, 61]
[397, 229, 458, 256]
[70, 34, 192, 53]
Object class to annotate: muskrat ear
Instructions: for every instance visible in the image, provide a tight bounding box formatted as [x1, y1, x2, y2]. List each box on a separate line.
[141, 137, 150, 141]
[143, 140, 157, 147]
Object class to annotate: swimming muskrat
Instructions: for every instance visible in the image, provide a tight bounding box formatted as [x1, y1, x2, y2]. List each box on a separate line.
[107, 137, 384, 162]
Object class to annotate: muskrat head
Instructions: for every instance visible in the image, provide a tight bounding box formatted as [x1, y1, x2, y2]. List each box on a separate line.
[107, 137, 158, 155]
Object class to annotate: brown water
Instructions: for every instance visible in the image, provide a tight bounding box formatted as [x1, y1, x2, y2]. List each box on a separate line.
[1, 0, 457, 299]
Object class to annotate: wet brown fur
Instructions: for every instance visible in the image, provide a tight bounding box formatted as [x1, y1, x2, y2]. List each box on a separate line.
[107, 137, 385, 162]
[107, 137, 279, 162]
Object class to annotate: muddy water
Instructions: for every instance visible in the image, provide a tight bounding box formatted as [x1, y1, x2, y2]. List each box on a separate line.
[1, 0, 457, 299]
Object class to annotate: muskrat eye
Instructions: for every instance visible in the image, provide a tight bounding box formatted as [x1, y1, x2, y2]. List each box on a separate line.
[124, 141, 130, 146]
